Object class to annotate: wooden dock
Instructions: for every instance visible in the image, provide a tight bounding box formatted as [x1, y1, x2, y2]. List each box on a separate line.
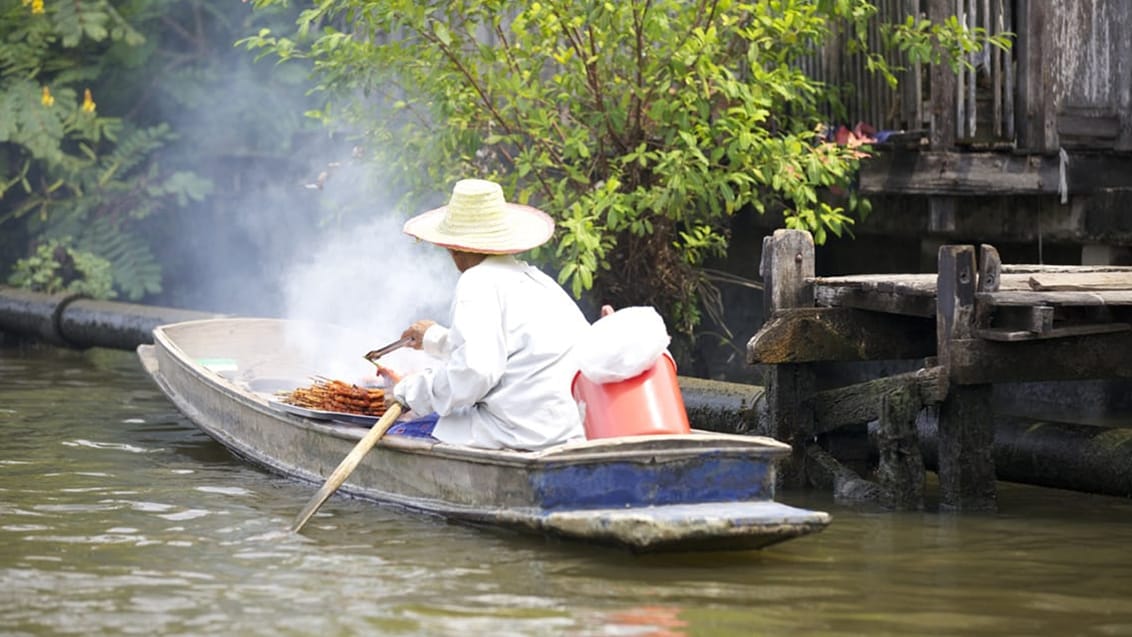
[748, 229, 1132, 511]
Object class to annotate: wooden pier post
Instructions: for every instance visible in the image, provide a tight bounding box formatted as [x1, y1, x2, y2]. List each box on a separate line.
[760, 229, 816, 488]
[936, 245, 997, 511]
[875, 387, 925, 510]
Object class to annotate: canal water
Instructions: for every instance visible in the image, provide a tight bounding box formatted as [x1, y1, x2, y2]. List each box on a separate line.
[2, 343, 1131, 636]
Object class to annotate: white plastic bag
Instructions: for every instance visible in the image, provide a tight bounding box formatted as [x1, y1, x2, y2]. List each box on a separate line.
[575, 306, 670, 383]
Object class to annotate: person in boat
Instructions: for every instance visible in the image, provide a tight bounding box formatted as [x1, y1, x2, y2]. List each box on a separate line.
[376, 178, 590, 451]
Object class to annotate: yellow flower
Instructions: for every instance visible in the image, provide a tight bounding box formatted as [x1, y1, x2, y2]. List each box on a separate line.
[81, 88, 96, 113]
[41, 86, 54, 107]
[31, 0, 44, 14]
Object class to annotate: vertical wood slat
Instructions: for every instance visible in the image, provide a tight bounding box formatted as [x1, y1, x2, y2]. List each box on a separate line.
[1003, 0, 1015, 139]
[955, 0, 966, 140]
[992, 0, 1002, 137]
[967, 0, 977, 139]
[903, 0, 924, 128]
[929, 0, 958, 148]
[793, 0, 1019, 142]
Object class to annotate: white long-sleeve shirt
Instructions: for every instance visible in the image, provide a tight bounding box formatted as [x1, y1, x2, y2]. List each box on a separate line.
[393, 255, 589, 450]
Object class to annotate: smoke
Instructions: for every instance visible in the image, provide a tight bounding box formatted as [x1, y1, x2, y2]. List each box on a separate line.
[278, 205, 457, 381]
[133, 4, 461, 382]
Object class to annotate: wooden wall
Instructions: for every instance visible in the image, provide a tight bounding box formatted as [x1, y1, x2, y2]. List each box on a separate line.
[804, 0, 1132, 153]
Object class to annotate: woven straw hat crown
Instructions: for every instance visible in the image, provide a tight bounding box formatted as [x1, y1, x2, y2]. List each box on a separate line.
[403, 179, 554, 254]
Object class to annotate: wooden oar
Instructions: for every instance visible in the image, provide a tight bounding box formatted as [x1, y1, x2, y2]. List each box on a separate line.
[291, 401, 404, 533]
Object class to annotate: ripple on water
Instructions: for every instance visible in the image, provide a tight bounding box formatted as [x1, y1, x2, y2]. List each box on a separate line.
[155, 509, 210, 521]
[195, 486, 253, 496]
[62, 439, 160, 454]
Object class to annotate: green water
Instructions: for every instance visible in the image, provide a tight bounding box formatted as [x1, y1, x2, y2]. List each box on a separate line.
[2, 344, 1131, 636]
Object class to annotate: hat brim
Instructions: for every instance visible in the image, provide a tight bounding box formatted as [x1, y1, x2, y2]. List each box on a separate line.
[402, 203, 555, 255]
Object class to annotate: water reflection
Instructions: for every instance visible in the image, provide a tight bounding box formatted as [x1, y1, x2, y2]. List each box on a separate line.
[601, 605, 688, 636]
[2, 344, 1132, 636]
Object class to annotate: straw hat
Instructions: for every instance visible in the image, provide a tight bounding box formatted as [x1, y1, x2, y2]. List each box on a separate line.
[402, 179, 555, 254]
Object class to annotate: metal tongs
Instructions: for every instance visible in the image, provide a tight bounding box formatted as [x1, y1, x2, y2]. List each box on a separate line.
[363, 335, 413, 364]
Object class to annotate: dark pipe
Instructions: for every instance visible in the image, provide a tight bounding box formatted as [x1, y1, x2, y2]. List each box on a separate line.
[59, 298, 222, 351]
[0, 286, 223, 350]
[678, 376, 765, 433]
[0, 287, 78, 345]
[917, 414, 1132, 498]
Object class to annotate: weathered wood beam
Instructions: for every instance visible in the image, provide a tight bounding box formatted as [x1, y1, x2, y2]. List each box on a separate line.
[937, 245, 997, 511]
[1025, 272, 1132, 291]
[804, 445, 885, 505]
[812, 366, 946, 434]
[1002, 264, 1132, 274]
[747, 307, 935, 364]
[874, 387, 925, 511]
[977, 323, 1131, 342]
[813, 274, 937, 317]
[950, 332, 1132, 383]
[979, 290, 1132, 307]
[759, 229, 816, 489]
[858, 151, 1132, 196]
[861, 151, 1052, 195]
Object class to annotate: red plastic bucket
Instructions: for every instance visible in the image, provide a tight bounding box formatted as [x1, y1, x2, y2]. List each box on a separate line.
[571, 353, 691, 439]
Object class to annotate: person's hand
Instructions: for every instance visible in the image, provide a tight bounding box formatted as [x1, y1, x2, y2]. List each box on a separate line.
[401, 319, 436, 349]
[600, 305, 615, 318]
[373, 362, 402, 386]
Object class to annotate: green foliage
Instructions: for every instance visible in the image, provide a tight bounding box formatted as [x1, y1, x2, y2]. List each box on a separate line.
[242, 0, 1009, 335]
[0, 0, 208, 300]
[8, 238, 116, 299]
[2, 0, 322, 305]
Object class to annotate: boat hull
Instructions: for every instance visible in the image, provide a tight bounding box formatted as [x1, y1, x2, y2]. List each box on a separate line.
[138, 318, 830, 552]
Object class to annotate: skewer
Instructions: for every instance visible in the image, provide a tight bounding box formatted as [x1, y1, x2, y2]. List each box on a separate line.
[276, 377, 389, 417]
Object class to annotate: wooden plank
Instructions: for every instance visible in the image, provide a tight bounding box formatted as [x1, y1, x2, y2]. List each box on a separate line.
[813, 274, 937, 317]
[1026, 272, 1132, 291]
[1057, 113, 1121, 141]
[950, 332, 1132, 383]
[1002, 264, 1132, 274]
[860, 151, 1052, 195]
[747, 307, 935, 364]
[977, 322, 1132, 342]
[858, 151, 1132, 196]
[979, 290, 1132, 307]
[814, 273, 938, 292]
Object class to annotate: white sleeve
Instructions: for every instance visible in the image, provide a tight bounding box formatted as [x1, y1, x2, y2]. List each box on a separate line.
[393, 295, 506, 416]
[421, 323, 450, 357]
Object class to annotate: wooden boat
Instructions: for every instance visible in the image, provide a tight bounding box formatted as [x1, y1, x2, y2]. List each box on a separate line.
[136, 317, 831, 552]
